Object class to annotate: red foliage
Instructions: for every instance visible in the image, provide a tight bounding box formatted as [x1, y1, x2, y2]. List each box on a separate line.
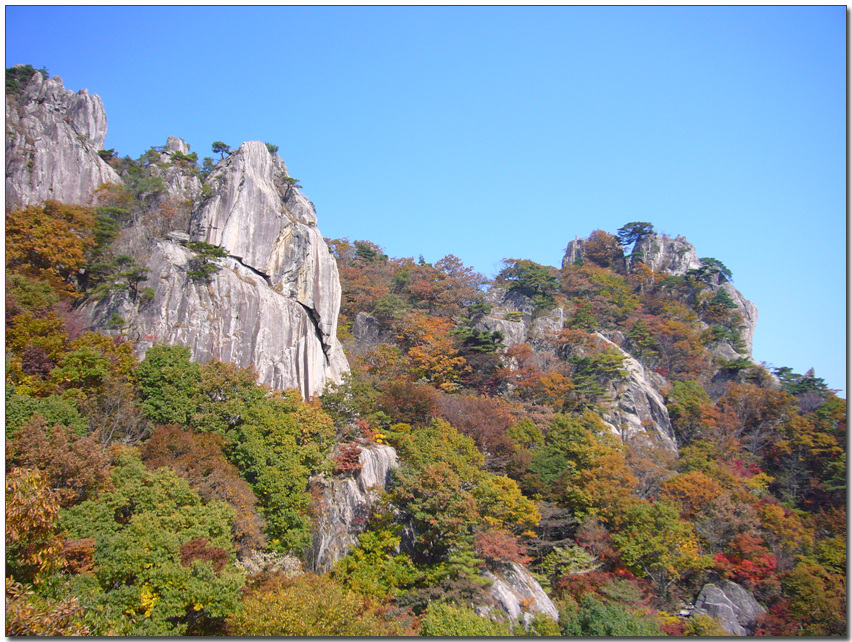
[179, 537, 228, 574]
[713, 533, 778, 588]
[20, 346, 55, 378]
[377, 381, 438, 425]
[752, 599, 800, 636]
[474, 529, 531, 565]
[432, 392, 518, 470]
[7, 417, 112, 507]
[333, 444, 363, 476]
[139, 425, 267, 554]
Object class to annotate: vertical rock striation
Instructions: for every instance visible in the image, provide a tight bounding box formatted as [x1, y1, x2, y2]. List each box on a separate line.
[307, 444, 399, 573]
[5, 70, 121, 206]
[83, 141, 348, 398]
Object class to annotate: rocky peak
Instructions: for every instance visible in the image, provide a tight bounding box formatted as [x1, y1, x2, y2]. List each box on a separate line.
[562, 237, 586, 269]
[164, 135, 190, 155]
[147, 136, 202, 204]
[190, 141, 338, 343]
[632, 233, 702, 275]
[5, 71, 122, 206]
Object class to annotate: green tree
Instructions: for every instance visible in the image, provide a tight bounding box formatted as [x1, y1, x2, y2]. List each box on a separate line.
[135, 344, 201, 425]
[185, 241, 227, 283]
[60, 449, 244, 635]
[560, 595, 663, 636]
[616, 221, 655, 249]
[611, 500, 708, 601]
[419, 602, 512, 636]
[211, 141, 230, 159]
[496, 258, 559, 306]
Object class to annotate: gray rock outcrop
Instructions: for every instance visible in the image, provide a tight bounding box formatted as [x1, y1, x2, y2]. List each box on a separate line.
[594, 333, 677, 451]
[307, 443, 398, 573]
[84, 240, 347, 397]
[5, 70, 122, 206]
[478, 562, 559, 628]
[692, 580, 766, 636]
[474, 287, 545, 349]
[191, 141, 340, 344]
[83, 141, 348, 398]
[147, 136, 203, 204]
[562, 237, 586, 268]
[632, 234, 703, 276]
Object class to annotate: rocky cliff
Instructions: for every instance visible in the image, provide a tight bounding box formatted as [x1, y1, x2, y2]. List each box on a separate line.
[307, 444, 398, 573]
[475, 286, 676, 450]
[5, 69, 121, 206]
[83, 141, 348, 398]
[632, 233, 703, 275]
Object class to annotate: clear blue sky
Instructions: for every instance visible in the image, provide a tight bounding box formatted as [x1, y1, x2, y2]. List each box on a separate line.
[6, 6, 847, 396]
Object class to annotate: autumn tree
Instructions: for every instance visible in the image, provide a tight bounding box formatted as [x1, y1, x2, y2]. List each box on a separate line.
[6, 200, 96, 295]
[139, 425, 267, 555]
[582, 230, 625, 271]
[60, 448, 244, 635]
[611, 500, 709, 602]
[227, 573, 406, 636]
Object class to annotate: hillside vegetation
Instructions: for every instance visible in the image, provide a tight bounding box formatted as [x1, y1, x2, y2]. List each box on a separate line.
[5, 66, 846, 637]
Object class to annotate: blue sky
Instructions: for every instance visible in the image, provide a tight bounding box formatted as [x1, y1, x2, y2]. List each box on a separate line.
[6, 6, 846, 396]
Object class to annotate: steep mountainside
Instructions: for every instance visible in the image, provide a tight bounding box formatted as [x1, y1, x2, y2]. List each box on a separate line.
[5, 67, 846, 638]
[5, 68, 121, 206]
[83, 141, 348, 398]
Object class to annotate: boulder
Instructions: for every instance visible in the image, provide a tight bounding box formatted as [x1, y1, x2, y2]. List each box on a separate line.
[306, 444, 398, 573]
[5, 71, 122, 206]
[692, 580, 766, 636]
[478, 561, 559, 628]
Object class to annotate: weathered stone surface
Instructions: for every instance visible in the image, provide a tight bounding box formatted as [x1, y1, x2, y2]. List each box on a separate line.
[148, 136, 202, 204]
[692, 580, 766, 636]
[721, 281, 758, 354]
[351, 312, 381, 350]
[83, 240, 347, 398]
[632, 234, 703, 275]
[474, 287, 536, 348]
[307, 444, 398, 573]
[594, 333, 678, 451]
[5, 71, 122, 206]
[562, 237, 586, 269]
[478, 562, 559, 628]
[190, 141, 340, 346]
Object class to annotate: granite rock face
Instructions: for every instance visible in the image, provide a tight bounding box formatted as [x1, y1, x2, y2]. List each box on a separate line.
[83, 140, 348, 398]
[306, 444, 398, 573]
[84, 240, 347, 397]
[594, 333, 677, 451]
[632, 234, 703, 276]
[147, 136, 203, 204]
[190, 141, 340, 344]
[692, 580, 766, 636]
[478, 562, 559, 628]
[5, 70, 121, 206]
